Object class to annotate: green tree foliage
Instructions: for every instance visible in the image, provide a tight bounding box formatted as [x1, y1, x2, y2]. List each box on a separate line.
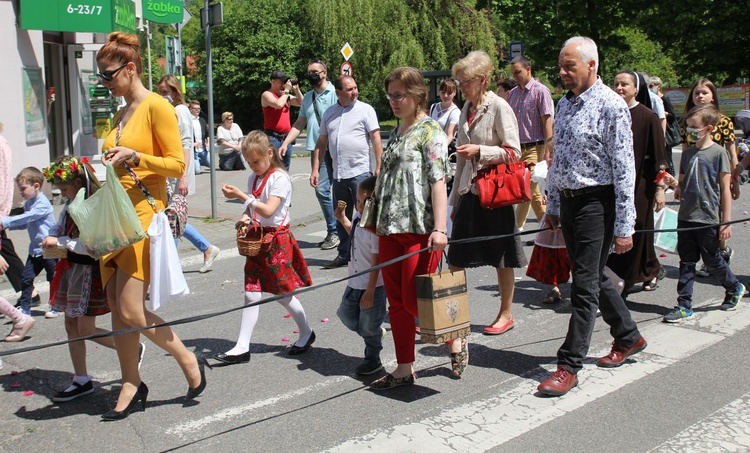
[181, 0, 497, 127]
[599, 26, 678, 86]
[637, 0, 750, 85]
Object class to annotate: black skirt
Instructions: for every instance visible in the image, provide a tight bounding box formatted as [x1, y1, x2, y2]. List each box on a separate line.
[447, 193, 527, 269]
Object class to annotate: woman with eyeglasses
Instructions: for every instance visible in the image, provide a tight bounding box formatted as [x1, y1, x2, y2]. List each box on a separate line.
[96, 32, 206, 421]
[448, 51, 526, 337]
[216, 112, 246, 170]
[368, 67, 449, 390]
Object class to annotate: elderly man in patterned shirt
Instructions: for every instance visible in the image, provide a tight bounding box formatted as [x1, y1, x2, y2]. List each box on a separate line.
[538, 36, 647, 397]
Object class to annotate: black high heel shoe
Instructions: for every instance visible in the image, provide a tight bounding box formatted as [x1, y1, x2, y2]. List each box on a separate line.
[185, 354, 211, 400]
[101, 382, 148, 421]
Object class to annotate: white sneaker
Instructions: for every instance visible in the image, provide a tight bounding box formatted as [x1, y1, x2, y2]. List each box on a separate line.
[45, 310, 61, 318]
[199, 246, 220, 273]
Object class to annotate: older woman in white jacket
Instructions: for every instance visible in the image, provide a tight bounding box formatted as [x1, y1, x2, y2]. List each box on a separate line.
[448, 51, 526, 337]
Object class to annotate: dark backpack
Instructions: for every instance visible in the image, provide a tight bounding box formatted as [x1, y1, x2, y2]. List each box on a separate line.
[662, 96, 681, 147]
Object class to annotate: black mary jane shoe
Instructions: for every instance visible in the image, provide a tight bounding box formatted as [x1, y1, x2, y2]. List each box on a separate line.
[101, 382, 149, 421]
[288, 331, 316, 355]
[213, 351, 250, 365]
[186, 354, 212, 400]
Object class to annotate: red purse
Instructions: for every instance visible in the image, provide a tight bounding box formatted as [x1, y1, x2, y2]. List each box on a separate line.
[472, 147, 531, 209]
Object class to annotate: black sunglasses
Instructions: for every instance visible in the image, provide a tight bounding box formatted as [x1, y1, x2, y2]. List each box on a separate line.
[96, 63, 128, 83]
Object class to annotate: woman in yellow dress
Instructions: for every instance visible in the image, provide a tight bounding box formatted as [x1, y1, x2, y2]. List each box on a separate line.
[97, 32, 205, 421]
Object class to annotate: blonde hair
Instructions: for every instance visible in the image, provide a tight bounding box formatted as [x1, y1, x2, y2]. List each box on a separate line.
[97, 32, 142, 74]
[221, 112, 234, 122]
[16, 167, 45, 187]
[452, 51, 493, 83]
[158, 74, 185, 105]
[241, 131, 284, 171]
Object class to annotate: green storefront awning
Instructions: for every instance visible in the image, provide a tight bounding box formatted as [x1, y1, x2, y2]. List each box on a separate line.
[20, 0, 137, 34]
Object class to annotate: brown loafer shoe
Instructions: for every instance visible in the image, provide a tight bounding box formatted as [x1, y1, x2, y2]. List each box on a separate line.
[596, 336, 647, 368]
[537, 367, 578, 396]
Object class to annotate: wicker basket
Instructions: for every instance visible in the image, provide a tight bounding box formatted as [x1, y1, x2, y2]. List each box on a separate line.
[237, 222, 264, 257]
[43, 246, 68, 259]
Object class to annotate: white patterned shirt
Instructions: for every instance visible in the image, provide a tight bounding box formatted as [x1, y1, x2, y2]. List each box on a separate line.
[547, 79, 636, 237]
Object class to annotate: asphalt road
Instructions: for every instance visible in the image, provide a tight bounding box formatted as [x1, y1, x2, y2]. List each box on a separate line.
[2, 152, 750, 452]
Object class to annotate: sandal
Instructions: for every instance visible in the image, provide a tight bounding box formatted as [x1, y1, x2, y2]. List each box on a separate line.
[642, 279, 658, 291]
[450, 337, 469, 377]
[543, 288, 562, 304]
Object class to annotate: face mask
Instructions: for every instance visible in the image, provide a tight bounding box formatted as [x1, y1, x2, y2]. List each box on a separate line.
[306, 72, 322, 86]
[162, 95, 173, 103]
[686, 126, 707, 142]
[649, 86, 658, 94]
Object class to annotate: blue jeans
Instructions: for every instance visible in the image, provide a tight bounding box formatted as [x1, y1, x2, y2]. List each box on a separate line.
[558, 186, 640, 373]
[19, 255, 56, 312]
[314, 151, 337, 235]
[267, 135, 292, 171]
[337, 285, 387, 364]
[332, 172, 372, 260]
[676, 220, 740, 310]
[177, 223, 210, 252]
[194, 148, 211, 169]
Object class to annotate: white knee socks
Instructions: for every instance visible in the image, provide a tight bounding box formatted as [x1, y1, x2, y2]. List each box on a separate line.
[224, 292, 262, 356]
[278, 295, 313, 347]
[225, 293, 313, 355]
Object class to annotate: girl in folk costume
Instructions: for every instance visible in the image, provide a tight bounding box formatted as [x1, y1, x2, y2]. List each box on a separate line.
[214, 131, 315, 365]
[41, 156, 128, 403]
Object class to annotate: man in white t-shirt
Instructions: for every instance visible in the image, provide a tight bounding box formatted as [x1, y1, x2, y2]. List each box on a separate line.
[310, 76, 383, 268]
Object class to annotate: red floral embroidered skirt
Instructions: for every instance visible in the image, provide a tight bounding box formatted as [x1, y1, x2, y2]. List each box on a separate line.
[244, 226, 312, 294]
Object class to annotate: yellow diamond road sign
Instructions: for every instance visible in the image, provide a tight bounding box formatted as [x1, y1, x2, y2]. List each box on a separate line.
[340, 43, 354, 62]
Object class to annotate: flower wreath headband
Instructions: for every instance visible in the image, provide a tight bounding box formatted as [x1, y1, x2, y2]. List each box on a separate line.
[43, 156, 101, 194]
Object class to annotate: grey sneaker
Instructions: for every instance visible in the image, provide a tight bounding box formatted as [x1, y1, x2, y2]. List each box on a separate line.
[720, 282, 745, 311]
[695, 264, 710, 277]
[320, 233, 340, 250]
[199, 246, 220, 273]
[663, 306, 695, 323]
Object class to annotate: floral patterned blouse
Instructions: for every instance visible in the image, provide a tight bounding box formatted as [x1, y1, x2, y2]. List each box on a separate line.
[680, 113, 736, 147]
[374, 117, 448, 236]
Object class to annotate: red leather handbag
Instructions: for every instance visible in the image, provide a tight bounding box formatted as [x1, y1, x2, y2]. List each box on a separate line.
[472, 147, 531, 209]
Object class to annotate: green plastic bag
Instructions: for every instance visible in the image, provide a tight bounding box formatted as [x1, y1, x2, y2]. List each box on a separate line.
[68, 162, 147, 259]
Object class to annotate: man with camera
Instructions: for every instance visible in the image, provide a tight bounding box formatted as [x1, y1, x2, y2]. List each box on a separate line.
[261, 70, 303, 170]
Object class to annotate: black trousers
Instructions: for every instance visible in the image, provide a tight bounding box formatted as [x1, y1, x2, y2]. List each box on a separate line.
[0, 230, 25, 292]
[557, 186, 641, 373]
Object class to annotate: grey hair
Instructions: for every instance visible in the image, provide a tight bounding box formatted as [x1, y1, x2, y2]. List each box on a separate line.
[650, 76, 663, 87]
[563, 36, 599, 74]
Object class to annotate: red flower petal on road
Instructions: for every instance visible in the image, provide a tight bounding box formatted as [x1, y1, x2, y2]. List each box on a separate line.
[282, 337, 290, 342]
[284, 313, 291, 318]
[10, 370, 19, 375]
[321, 318, 329, 323]
[660, 253, 667, 258]
[293, 329, 299, 333]
[10, 382, 21, 388]
[23, 390, 34, 396]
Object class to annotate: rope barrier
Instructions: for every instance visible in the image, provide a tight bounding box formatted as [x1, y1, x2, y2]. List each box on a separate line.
[2, 215, 748, 358]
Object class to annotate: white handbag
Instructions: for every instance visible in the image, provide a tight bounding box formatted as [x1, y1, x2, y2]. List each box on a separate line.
[147, 212, 190, 310]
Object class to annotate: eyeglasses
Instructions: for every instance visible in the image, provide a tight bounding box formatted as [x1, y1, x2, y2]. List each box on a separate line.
[386, 92, 408, 103]
[454, 77, 479, 86]
[226, 117, 234, 121]
[307, 70, 323, 75]
[96, 63, 128, 83]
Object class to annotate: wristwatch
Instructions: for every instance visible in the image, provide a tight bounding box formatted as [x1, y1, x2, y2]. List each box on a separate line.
[126, 151, 137, 163]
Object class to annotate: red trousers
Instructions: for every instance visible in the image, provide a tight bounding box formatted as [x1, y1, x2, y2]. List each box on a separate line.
[378, 233, 439, 364]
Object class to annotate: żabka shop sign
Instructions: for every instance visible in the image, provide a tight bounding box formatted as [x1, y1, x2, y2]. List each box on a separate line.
[142, 0, 183, 24]
[19, 0, 137, 33]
